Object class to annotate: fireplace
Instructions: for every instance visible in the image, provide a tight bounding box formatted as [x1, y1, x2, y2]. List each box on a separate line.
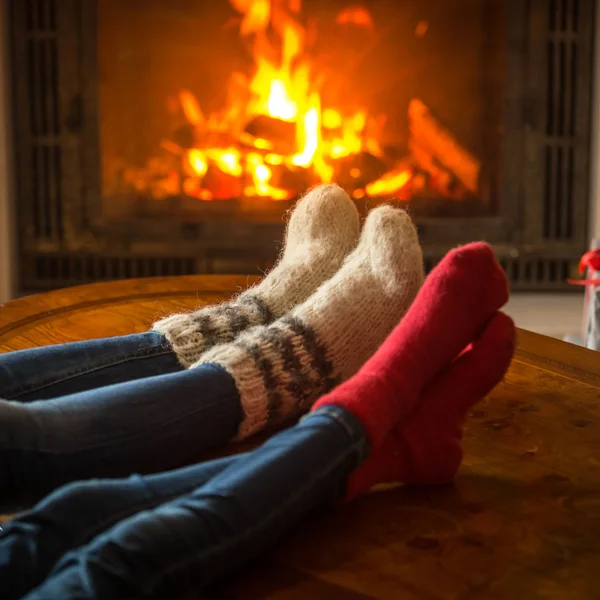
[99, 0, 502, 217]
[6, 0, 596, 291]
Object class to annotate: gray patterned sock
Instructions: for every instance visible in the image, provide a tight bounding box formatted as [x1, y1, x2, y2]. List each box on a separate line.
[198, 205, 424, 440]
[153, 185, 360, 367]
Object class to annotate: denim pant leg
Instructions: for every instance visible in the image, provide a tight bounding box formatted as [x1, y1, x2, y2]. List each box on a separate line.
[23, 406, 369, 600]
[0, 332, 182, 401]
[0, 363, 243, 506]
[0, 455, 241, 600]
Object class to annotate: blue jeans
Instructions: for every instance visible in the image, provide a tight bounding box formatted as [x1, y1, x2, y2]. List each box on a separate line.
[0, 332, 244, 506]
[0, 406, 368, 600]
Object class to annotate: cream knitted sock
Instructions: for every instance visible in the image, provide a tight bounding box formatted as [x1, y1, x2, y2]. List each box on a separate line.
[153, 185, 360, 367]
[197, 205, 424, 439]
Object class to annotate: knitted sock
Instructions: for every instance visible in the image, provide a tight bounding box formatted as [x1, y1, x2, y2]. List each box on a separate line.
[312, 241, 510, 450]
[345, 312, 516, 500]
[198, 206, 424, 439]
[153, 184, 360, 367]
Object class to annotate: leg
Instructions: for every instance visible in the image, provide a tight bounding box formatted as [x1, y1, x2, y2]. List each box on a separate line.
[0, 364, 243, 506]
[15, 243, 515, 600]
[11, 250, 516, 600]
[1, 206, 422, 505]
[22, 407, 368, 600]
[0, 332, 181, 401]
[0, 454, 241, 600]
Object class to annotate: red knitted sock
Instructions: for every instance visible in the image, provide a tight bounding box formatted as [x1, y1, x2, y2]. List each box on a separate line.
[345, 311, 516, 500]
[312, 242, 509, 449]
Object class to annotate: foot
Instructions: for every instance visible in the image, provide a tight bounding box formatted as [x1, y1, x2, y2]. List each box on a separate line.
[312, 241, 510, 449]
[153, 184, 360, 367]
[345, 312, 516, 499]
[199, 206, 424, 439]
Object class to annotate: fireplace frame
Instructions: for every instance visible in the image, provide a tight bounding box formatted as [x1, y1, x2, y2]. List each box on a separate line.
[7, 0, 596, 291]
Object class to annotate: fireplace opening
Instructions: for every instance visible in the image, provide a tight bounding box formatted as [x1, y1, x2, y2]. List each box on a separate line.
[7, 0, 595, 292]
[99, 0, 505, 223]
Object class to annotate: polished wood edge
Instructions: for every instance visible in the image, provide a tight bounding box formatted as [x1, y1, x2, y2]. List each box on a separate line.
[2, 276, 598, 383]
[514, 329, 600, 384]
[0, 275, 262, 332]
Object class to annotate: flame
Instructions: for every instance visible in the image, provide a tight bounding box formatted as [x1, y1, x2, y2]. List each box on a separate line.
[323, 109, 342, 129]
[336, 6, 375, 29]
[365, 168, 413, 197]
[188, 149, 207, 177]
[162, 1, 423, 202]
[245, 153, 292, 200]
[267, 79, 297, 121]
[211, 149, 243, 177]
[293, 93, 321, 167]
[179, 90, 204, 126]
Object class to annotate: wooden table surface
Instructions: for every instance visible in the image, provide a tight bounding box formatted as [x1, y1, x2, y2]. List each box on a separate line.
[1, 276, 600, 599]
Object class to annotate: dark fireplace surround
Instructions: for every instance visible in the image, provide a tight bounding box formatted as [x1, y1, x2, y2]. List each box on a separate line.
[8, 0, 595, 291]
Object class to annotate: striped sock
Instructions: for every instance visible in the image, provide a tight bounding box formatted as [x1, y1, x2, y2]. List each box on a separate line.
[199, 206, 424, 439]
[153, 185, 360, 367]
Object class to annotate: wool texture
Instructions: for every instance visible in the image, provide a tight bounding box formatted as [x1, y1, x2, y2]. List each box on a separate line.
[197, 205, 424, 440]
[153, 184, 360, 367]
[312, 241, 511, 452]
[344, 311, 516, 500]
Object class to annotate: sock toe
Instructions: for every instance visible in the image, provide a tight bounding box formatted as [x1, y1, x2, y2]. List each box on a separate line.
[361, 206, 421, 292]
[343, 312, 516, 498]
[441, 311, 516, 417]
[202, 205, 424, 439]
[374, 241, 511, 393]
[284, 184, 360, 256]
[443, 242, 510, 308]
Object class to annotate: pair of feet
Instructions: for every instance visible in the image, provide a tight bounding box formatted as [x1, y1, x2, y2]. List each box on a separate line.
[312, 242, 516, 498]
[156, 184, 425, 438]
[156, 183, 515, 496]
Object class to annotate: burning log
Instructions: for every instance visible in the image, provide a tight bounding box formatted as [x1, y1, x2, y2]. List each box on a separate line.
[172, 124, 197, 149]
[408, 98, 481, 195]
[179, 89, 206, 131]
[243, 115, 296, 154]
[409, 140, 454, 192]
[334, 151, 389, 190]
[272, 163, 313, 193]
[364, 163, 414, 199]
[409, 140, 471, 200]
[203, 164, 243, 200]
[160, 139, 184, 156]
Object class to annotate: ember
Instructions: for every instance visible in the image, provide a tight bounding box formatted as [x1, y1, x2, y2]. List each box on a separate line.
[118, 0, 482, 204]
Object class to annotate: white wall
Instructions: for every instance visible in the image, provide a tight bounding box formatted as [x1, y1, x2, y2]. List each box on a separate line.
[589, 1, 600, 242]
[0, 0, 15, 303]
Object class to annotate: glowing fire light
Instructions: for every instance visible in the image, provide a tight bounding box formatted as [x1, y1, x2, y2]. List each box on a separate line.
[365, 169, 412, 197]
[266, 79, 297, 121]
[163, 0, 429, 202]
[293, 94, 320, 168]
[245, 153, 290, 200]
[188, 149, 207, 178]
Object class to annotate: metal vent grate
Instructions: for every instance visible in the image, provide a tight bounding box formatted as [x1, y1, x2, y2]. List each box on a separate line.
[425, 255, 578, 291]
[499, 256, 574, 289]
[28, 256, 197, 288]
[543, 0, 579, 241]
[24, 0, 62, 242]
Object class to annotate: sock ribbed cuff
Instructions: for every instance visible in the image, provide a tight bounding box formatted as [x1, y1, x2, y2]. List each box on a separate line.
[198, 315, 340, 439]
[154, 295, 274, 368]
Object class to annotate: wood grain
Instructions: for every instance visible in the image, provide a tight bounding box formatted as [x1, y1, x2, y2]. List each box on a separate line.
[1, 277, 600, 599]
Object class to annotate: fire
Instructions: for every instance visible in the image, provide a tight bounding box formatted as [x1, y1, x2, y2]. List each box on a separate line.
[365, 169, 412, 197]
[162, 0, 403, 202]
[267, 79, 297, 121]
[131, 1, 479, 204]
